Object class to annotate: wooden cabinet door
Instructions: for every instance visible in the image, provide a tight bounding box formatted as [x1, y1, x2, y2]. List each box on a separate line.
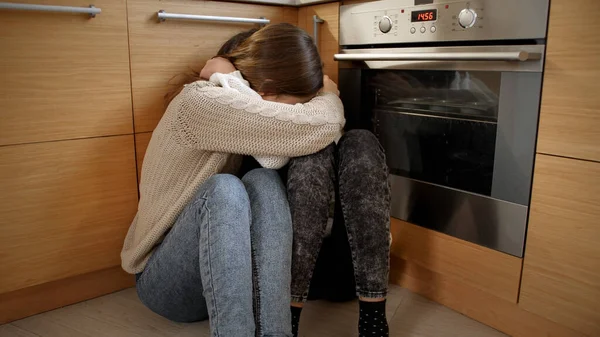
[390, 219, 522, 303]
[520, 154, 600, 336]
[128, 0, 295, 133]
[536, 0, 600, 161]
[135, 131, 152, 181]
[0, 136, 138, 311]
[298, 2, 340, 83]
[0, 0, 133, 146]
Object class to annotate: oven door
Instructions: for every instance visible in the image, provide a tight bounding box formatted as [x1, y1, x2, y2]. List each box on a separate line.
[337, 45, 545, 257]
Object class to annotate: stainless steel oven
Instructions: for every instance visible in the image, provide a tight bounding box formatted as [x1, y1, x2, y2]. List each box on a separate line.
[336, 0, 549, 257]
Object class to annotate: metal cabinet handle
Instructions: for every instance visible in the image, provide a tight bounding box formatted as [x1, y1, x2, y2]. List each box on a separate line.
[334, 51, 542, 62]
[0, 2, 100, 17]
[157, 10, 269, 25]
[312, 15, 324, 52]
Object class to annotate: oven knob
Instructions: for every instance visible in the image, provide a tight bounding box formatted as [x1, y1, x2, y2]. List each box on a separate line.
[458, 8, 477, 28]
[378, 16, 393, 33]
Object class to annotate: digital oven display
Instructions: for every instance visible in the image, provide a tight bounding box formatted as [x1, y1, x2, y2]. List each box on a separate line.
[411, 9, 437, 22]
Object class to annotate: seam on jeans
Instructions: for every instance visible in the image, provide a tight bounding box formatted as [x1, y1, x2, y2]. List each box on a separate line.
[251, 245, 262, 337]
[338, 172, 362, 297]
[297, 235, 322, 303]
[291, 234, 320, 303]
[335, 145, 362, 296]
[203, 201, 221, 337]
[291, 243, 325, 302]
[294, 184, 334, 304]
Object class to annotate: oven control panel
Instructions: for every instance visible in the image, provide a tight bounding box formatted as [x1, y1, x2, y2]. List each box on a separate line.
[340, 0, 549, 45]
[370, 1, 485, 39]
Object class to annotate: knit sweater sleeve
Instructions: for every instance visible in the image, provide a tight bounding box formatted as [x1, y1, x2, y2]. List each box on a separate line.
[171, 73, 345, 158]
[254, 156, 290, 170]
[209, 72, 291, 169]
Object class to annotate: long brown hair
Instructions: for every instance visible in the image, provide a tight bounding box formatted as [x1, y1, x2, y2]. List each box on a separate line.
[226, 23, 323, 96]
[165, 23, 323, 105]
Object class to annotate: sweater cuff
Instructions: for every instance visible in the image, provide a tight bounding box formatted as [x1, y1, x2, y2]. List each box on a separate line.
[209, 71, 250, 88]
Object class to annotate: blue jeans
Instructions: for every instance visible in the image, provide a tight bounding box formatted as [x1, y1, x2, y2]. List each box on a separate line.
[136, 169, 293, 337]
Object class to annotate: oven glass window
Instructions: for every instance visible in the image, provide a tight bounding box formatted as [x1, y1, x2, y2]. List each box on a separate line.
[366, 70, 501, 196]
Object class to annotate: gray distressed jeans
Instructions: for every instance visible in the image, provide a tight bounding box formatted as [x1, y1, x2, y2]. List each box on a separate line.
[136, 169, 293, 337]
[288, 129, 391, 303]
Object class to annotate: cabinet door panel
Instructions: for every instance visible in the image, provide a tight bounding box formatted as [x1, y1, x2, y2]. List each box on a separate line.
[520, 154, 600, 336]
[0, 136, 138, 294]
[128, 0, 291, 132]
[0, 0, 133, 146]
[537, 0, 600, 161]
[390, 218, 522, 303]
[135, 132, 152, 181]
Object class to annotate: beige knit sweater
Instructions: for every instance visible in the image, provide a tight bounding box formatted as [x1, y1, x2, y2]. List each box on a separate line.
[121, 72, 345, 274]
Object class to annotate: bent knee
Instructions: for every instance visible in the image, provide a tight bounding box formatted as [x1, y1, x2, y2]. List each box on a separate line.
[290, 143, 335, 170]
[242, 168, 287, 201]
[340, 130, 385, 167]
[288, 144, 336, 188]
[199, 174, 249, 213]
[339, 129, 381, 153]
[242, 168, 281, 187]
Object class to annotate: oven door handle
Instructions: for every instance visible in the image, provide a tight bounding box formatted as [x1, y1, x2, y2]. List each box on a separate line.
[334, 51, 541, 62]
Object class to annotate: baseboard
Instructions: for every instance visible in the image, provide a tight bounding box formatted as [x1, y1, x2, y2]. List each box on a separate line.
[0, 266, 135, 324]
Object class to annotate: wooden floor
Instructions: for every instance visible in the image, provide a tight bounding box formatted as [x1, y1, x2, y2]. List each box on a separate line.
[0, 285, 506, 337]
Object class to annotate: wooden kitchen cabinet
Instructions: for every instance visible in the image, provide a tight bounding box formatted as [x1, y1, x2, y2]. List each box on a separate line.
[536, 0, 600, 162]
[389, 218, 522, 304]
[389, 218, 587, 337]
[0, 0, 133, 146]
[297, 2, 340, 83]
[519, 1, 600, 335]
[0, 135, 138, 323]
[135, 131, 152, 181]
[128, 0, 297, 133]
[520, 154, 600, 336]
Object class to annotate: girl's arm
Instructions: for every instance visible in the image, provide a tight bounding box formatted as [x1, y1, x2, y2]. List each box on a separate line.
[254, 156, 290, 170]
[204, 69, 291, 168]
[170, 73, 345, 158]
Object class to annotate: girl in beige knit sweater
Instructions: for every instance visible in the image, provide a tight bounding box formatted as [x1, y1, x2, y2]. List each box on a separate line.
[126, 24, 344, 337]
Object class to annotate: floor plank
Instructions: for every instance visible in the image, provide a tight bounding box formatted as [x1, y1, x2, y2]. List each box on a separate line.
[0, 324, 40, 337]
[11, 290, 186, 337]
[2, 285, 506, 337]
[389, 291, 507, 337]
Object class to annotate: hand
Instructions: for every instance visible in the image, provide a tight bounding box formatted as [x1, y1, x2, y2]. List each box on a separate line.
[200, 57, 236, 80]
[321, 75, 340, 96]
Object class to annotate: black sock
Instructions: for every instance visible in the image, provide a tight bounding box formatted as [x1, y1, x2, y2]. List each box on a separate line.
[291, 306, 302, 337]
[359, 300, 389, 337]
